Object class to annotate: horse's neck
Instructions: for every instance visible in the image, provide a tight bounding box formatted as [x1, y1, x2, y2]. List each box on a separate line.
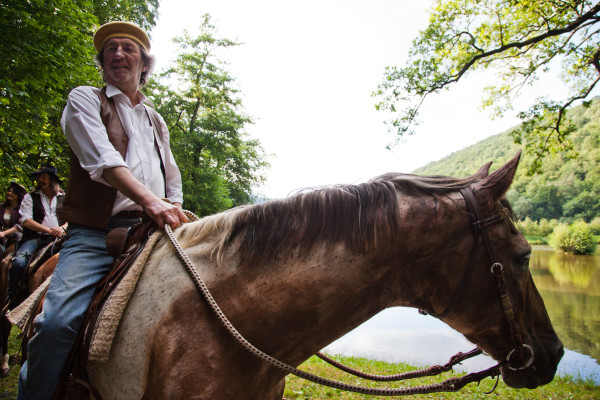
[211, 237, 446, 364]
[157, 194, 467, 367]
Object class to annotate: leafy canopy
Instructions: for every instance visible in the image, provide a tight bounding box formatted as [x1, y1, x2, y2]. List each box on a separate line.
[374, 0, 600, 173]
[144, 15, 268, 215]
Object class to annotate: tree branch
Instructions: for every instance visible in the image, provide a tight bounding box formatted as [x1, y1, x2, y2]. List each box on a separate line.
[429, 2, 600, 94]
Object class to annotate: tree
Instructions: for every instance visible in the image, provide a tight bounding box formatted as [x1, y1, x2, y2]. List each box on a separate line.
[144, 15, 268, 216]
[90, 0, 159, 30]
[0, 0, 159, 191]
[374, 0, 600, 173]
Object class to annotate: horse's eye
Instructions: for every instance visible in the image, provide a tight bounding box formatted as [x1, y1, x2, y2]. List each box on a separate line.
[519, 254, 531, 269]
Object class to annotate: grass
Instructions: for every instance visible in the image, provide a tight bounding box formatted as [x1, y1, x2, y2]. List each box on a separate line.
[283, 356, 599, 400]
[523, 235, 548, 245]
[2, 332, 597, 399]
[0, 327, 22, 400]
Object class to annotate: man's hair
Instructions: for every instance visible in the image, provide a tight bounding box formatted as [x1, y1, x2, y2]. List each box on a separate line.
[95, 43, 156, 86]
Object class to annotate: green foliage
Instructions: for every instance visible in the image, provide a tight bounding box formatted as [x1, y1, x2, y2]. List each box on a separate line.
[516, 217, 558, 237]
[144, 15, 268, 215]
[374, 0, 600, 172]
[589, 216, 600, 235]
[90, 0, 159, 30]
[415, 98, 600, 223]
[0, 0, 159, 191]
[0, 0, 98, 189]
[549, 221, 597, 255]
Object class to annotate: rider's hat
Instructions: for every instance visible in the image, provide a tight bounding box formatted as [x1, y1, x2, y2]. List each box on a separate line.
[30, 163, 62, 184]
[8, 181, 27, 198]
[93, 21, 151, 52]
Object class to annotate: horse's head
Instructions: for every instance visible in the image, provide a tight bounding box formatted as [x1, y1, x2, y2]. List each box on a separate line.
[435, 151, 563, 389]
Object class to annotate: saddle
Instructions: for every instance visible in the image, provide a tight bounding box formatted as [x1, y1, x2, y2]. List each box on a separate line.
[10, 236, 63, 310]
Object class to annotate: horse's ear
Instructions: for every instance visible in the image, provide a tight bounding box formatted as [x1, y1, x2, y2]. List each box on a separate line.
[472, 150, 521, 200]
[473, 161, 493, 179]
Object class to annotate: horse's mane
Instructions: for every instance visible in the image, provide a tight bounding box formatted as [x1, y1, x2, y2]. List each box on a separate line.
[168, 172, 482, 266]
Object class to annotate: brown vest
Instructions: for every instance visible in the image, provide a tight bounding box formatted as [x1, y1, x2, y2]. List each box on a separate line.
[59, 87, 164, 229]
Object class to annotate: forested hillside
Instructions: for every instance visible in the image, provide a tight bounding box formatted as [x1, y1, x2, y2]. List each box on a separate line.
[413, 98, 600, 222]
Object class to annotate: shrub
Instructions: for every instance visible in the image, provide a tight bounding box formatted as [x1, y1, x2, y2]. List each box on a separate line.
[516, 217, 538, 236]
[549, 221, 597, 255]
[589, 216, 600, 235]
[538, 218, 559, 236]
[516, 217, 558, 237]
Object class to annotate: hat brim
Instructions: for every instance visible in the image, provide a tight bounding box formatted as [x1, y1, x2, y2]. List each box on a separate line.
[94, 21, 151, 52]
[31, 171, 62, 184]
[9, 182, 27, 196]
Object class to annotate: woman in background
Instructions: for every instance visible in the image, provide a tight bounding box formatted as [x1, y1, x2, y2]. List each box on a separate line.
[0, 182, 28, 253]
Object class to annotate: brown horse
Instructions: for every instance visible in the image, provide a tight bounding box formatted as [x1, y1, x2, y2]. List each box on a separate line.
[0, 247, 60, 376]
[79, 152, 562, 399]
[28, 253, 59, 294]
[0, 245, 14, 376]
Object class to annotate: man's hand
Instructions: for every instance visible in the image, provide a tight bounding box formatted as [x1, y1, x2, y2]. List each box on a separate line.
[142, 200, 188, 229]
[48, 226, 66, 238]
[102, 167, 188, 229]
[23, 219, 65, 238]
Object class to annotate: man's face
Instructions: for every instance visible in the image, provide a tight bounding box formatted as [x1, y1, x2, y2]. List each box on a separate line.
[35, 173, 51, 190]
[102, 37, 147, 90]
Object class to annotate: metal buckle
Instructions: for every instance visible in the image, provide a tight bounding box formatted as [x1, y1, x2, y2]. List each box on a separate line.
[490, 262, 503, 274]
[506, 344, 535, 371]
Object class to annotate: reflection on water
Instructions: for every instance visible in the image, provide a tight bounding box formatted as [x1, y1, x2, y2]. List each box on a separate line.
[323, 246, 600, 384]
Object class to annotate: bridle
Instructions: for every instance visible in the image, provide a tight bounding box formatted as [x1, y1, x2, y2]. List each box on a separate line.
[419, 188, 533, 371]
[458, 187, 534, 372]
[164, 187, 535, 396]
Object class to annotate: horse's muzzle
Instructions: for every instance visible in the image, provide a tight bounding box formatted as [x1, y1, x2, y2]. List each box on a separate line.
[500, 341, 564, 389]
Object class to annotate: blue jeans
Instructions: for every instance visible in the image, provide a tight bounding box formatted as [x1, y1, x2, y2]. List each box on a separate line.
[8, 239, 40, 301]
[18, 218, 139, 400]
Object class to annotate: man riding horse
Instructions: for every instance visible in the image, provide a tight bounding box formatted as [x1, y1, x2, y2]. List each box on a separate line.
[17, 21, 187, 400]
[8, 163, 67, 310]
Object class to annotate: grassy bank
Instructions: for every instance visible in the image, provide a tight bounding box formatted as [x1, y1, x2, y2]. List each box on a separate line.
[2, 328, 597, 400]
[284, 356, 599, 399]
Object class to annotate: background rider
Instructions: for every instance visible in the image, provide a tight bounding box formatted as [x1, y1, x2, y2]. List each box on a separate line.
[8, 163, 66, 307]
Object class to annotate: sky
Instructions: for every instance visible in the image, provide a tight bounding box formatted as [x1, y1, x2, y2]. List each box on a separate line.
[150, 0, 571, 199]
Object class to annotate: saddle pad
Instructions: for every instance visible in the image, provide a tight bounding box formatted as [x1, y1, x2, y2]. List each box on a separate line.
[88, 229, 164, 362]
[7, 275, 51, 330]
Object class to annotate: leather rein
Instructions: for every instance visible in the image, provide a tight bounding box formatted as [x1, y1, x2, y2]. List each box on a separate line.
[164, 187, 533, 396]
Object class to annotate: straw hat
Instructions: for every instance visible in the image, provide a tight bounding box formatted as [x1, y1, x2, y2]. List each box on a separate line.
[94, 21, 151, 52]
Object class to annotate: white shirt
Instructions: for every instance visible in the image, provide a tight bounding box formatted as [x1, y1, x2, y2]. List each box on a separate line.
[61, 84, 183, 215]
[19, 190, 63, 227]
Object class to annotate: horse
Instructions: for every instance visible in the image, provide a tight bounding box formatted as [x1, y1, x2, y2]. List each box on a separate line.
[0, 244, 14, 376]
[0, 244, 61, 377]
[28, 253, 59, 294]
[79, 152, 562, 399]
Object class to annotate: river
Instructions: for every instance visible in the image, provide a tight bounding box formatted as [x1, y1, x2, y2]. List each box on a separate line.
[322, 245, 600, 384]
